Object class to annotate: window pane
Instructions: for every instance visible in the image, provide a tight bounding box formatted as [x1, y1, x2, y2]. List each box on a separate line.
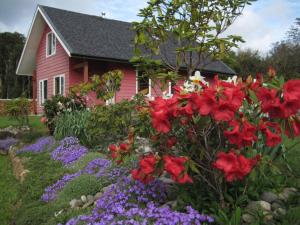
[52, 33, 56, 53]
[39, 81, 43, 104]
[60, 76, 64, 95]
[138, 71, 149, 94]
[55, 77, 60, 95]
[47, 33, 52, 55]
[44, 80, 48, 100]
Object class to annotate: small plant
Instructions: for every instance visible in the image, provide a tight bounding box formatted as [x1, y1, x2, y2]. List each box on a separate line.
[87, 99, 135, 147]
[5, 97, 31, 126]
[54, 110, 91, 146]
[43, 95, 86, 134]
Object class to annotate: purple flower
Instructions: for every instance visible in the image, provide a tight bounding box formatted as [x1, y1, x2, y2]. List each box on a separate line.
[65, 177, 214, 225]
[17, 136, 55, 154]
[51, 137, 88, 166]
[41, 171, 82, 202]
[42, 158, 113, 202]
[0, 138, 18, 152]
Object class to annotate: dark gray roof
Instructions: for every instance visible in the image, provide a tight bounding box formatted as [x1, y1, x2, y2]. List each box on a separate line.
[39, 5, 236, 75]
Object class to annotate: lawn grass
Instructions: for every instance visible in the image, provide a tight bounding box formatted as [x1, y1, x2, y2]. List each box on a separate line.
[0, 156, 20, 225]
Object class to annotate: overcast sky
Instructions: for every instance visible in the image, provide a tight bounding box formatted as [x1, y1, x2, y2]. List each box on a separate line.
[0, 0, 299, 53]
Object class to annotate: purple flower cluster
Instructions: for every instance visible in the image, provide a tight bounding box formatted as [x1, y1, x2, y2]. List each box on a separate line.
[41, 158, 112, 202]
[17, 136, 55, 154]
[65, 177, 214, 225]
[51, 137, 88, 166]
[41, 172, 81, 202]
[0, 138, 18, 152]
[82, 158, 112, 177]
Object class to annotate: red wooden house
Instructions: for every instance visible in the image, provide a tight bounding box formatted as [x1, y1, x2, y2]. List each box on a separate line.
[16, 5, 235, 114]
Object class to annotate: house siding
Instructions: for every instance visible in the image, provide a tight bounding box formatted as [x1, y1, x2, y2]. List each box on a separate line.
[36, 25, 69, 114]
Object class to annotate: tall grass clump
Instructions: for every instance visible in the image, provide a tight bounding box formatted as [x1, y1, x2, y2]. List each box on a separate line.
[54, 110, 91, 146]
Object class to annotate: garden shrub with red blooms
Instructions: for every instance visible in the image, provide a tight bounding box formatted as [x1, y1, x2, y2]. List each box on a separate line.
[109, 72, 300, 205]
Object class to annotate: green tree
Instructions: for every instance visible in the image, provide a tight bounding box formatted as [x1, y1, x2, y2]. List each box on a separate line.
[132, 0, 255, 83]
[0, 32, 30, 99]
[287, 18, 300, 44]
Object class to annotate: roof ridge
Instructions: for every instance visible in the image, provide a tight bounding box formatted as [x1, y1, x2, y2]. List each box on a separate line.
[38, 5, 133, 25]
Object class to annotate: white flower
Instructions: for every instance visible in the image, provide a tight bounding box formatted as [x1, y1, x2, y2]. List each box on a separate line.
[183, 81, 196, 92]
[225, 75, 238, 84]
[189, 71, 208, 86]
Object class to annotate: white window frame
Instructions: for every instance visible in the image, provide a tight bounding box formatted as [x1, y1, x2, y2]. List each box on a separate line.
[53, 74, 65, 96]
[46, 31, 56, 57]
[39, 79, 48, 105]
[136, 70, 152, 97]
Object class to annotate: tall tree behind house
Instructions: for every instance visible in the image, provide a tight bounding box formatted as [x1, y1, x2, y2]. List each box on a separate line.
[0, 32, 31, 99]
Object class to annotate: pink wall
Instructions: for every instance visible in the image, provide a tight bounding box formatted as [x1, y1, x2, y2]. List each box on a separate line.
[36, 25, 69, 114]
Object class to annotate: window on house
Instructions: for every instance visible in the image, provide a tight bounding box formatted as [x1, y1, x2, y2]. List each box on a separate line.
[54, 75, 65, 95]
[168, 80, 176, 95]
[136, 71, 151, 96]
[39, 79, 48, 105]
[46, 32, 56, 56]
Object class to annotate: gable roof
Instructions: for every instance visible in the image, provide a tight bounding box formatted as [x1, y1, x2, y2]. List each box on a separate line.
[17, 5, 236, 76]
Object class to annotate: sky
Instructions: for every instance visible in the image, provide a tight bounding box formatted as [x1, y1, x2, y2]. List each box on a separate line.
[0, 0, 299, 53]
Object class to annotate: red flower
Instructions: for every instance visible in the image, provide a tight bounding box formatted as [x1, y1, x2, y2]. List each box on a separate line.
[285, 118, 300, 138]
[261, 98, 286, 119]
[166, 137, 177, 148]
[151, 109, 171, 133]
[256, 87, 277, 106]
[259, 121, 282, 147]
[283, 80, 300, 102]
[196, 88, 216, 116]
[131, 168, 154, 184]
[224, 119, 257, 148]
[139, 154, 157, 175]
[213, 151, 259, 182]
[163, 155, 192, 183]
[212, 100, 236, 122]
[119, 143, 129, 151]
[223, 86, 245, 110]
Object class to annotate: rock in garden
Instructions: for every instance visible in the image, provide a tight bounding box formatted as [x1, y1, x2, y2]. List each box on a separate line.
[279, 187, 298, 201]
[87, 195, 94, 203]
[261, 192, 278, 203]
[81, 195, 87, 203]
[82, 200, 94, 209]
[273, 208, 287, 219]
[246, 201, 271, 212]
[271, 201, 284, 211]
[94, 192, 102, 200]
[160, 200, 177, 209]
[242, 214, 255, 223]
[101, 184, 113, 193]
[69, 199, 83, 208]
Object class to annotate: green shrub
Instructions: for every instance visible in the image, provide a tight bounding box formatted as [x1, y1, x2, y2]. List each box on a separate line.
[87, 100, 135, 147]
[54, 110, 91, 146]
[43, 95, 86, 134]
[56, 175, 108, 205]
[5, 97, 31, 126]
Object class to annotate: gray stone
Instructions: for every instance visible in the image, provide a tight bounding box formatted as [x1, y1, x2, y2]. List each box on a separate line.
[94, 192, 103, 200]
[70, 199, 83, 208]
[160, 200, 177, 209]
[246, 201, 271, 212]
[101, 184, 113, 193]
[261, 192, 278, 203]
[274, 208, 287, 219]
[271, 202, 283, 211]
[158, 177, 175, 184]
[279, 187, 298, 201]
[87, 195, 94, 202]
[81, 195, 87, 203]
[242, 214, 255, 223]
[82, 200, 94, 209]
